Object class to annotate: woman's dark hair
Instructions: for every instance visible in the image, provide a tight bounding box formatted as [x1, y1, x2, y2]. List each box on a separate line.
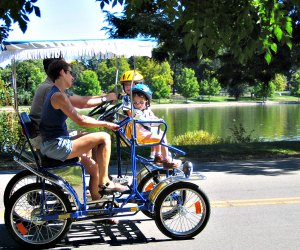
[47, 60, 70, 82]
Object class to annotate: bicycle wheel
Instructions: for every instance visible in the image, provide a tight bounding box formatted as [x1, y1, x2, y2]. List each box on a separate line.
[3, 170, 39, 207]
[154, 182, 210, 240]
[5, 183, 72, 248]
[138, 169, 166, 219]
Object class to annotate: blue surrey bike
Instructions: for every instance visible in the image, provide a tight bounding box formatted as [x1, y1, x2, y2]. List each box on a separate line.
[4, 103, 211, 248]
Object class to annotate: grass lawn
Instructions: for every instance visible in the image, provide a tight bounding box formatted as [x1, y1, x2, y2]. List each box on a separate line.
[1, 140, 300, 170]
[151, 93, 300, 104]
[108, 140, 300, 163]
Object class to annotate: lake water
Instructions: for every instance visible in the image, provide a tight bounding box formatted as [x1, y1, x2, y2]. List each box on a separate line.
[151, 103, 300, 141]
[69, 103, 300, 142]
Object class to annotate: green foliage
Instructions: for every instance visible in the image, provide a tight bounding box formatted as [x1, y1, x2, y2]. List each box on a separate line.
[0, 111, 20, 152]
[73, 70, 101, 96]
[151, 75, 171, 100]
[271, 73, 287, 91]
[176, 68, 199, 100]
[0, 60, 45, 105]
[0, 79, 13, 107]
[229, 121, 255, 143]
[290, 70, 300, 96]
[99, 0, 294, 63]
[98, 57, 130, 92]
[172, 130, 220, 146]
[199, 77, 221, 100]
[136, 58, 173, 87]
[17, 89, 32, 105]
[253, 81, 276, 100]
[70, 60, 86, 87]
[227, 83, 248, 101]
[15, 60, 44, 90]
[0, 0, 41, 42]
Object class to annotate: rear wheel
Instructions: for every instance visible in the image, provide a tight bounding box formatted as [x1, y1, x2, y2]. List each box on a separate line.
[5, 183, 72, 248]
[4, 170, 39, 207]
[154, 182, 210, 239]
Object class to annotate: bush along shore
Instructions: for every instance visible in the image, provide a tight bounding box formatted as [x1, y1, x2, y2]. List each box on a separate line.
[1, 140, 300, 171]
[1, 100, 300, 170]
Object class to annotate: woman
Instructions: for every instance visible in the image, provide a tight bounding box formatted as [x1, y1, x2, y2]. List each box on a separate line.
[39, 60, 126, 198]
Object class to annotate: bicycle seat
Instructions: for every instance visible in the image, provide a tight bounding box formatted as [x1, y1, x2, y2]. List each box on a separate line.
[40, 155, 80, 168]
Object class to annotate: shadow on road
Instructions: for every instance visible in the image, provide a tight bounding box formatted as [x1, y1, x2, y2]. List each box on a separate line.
[0, 219, 173, 249]
[198, 157, 300, 176]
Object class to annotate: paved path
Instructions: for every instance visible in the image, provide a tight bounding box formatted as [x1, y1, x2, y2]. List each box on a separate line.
[1, 156, 300, 214]
[0, 157, 300, 249]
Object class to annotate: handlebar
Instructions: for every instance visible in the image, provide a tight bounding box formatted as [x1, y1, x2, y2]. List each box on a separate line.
[116, 115, 132, 127]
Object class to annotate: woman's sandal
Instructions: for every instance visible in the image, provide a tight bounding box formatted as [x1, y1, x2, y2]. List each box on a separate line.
[98, 181, 127, 195]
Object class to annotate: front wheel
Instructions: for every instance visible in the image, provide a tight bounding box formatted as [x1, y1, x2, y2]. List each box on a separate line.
[5, 183, 72, 248]
[154, 182, 210, 240]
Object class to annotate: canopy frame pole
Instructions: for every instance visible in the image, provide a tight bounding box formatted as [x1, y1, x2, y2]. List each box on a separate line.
[11, 58, 19, 115]
[114, 55, 119, 96]
[129, 56, 137, 117]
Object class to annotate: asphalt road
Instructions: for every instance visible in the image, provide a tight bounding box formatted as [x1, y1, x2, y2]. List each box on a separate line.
[0, 158, 300, 249]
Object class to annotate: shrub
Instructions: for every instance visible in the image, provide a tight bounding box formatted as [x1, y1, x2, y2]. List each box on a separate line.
[172, 130, 220, 145]
[229, 121, 255, 143]
[0, 111, 21, 152]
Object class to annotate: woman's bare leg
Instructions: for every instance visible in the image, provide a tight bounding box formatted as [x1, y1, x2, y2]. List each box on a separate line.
[93, 133, 111, 186]
[80, 154, 100, 200]
[68, 132, 124, 192]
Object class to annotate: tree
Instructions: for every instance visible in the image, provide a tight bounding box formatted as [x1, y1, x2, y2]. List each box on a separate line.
[70, 60, 86, 87]
[290, 70, 300, 96]
[151, 75, 171, 101]
[176, 68, 199, 101]
[228, 83, 248, 101]
[0, 0, 41, 42]
[99, 0, 295, 64]
[97, 57, 130, 92]
[134, 58, 173, 90]
[14, 60, 45, 102]
[0, 60, 45, 104]
[254, 81, 276, 101]
[73, 70, 101, 96]
[271, 73, 287, 92]
[200, 77, 221, 101]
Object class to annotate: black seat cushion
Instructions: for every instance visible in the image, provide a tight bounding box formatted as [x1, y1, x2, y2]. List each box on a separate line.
[40, 155, 80, 168]
[20, 112, 38, 139]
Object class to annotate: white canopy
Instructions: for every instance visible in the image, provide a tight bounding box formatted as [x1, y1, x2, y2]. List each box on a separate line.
[0, 38, 157, 63]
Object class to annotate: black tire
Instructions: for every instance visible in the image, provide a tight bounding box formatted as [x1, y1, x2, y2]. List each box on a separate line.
[137, 169, 167, 219]
[154, 182, 210, 240]
[3, 170, 39, 207]
[5, 183, 72, 248]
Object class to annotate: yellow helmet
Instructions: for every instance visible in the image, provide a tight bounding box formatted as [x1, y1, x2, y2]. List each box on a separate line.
[120, 70, 144, 83]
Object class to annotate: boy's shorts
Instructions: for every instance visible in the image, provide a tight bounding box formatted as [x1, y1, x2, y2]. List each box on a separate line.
[40, 136, 73, 162]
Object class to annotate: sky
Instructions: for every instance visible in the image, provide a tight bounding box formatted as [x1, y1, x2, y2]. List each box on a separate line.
[6, 0, 123, 41]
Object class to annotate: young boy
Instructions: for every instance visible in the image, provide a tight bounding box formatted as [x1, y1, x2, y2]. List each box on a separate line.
[120, 70, 156, 158]
[131, 83, 181, 169]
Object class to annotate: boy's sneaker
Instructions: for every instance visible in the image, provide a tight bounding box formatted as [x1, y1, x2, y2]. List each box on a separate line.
[154, 154, 164, 164]
[162, 159, 182, 169]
